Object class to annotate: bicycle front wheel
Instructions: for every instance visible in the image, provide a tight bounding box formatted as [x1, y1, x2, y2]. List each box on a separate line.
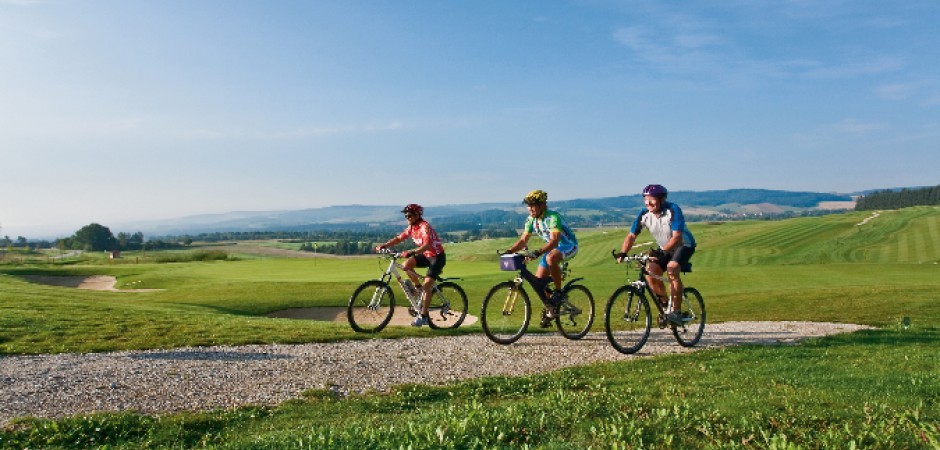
[604, 286, 651, 354]
[556, 284, 595, 340]
[427, 281, 469, 330]
[672, 287, 705, 347]
[481, 282, 530, 345]
[347, 280, 395, 333]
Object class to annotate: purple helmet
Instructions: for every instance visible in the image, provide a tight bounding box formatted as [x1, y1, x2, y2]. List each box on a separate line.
[642, 184, 668, 198]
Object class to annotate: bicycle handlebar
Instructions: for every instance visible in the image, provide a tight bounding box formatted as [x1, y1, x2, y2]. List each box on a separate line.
[611, 249, 649, 263]
[497, 249, 539, 259]
[377, 248, 408, 259]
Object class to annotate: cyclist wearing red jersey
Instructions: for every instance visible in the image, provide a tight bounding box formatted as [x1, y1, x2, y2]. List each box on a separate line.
[376, 204, 446, 327]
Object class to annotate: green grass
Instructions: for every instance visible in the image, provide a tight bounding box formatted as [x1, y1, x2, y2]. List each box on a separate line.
[1, 206, 939, 448]
[2, 328, 936, 449]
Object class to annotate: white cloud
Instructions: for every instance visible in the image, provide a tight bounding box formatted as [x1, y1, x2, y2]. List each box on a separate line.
[800, 56, 905, 79]
[673, 32, 723, 49]
[877, 83, 915, 101]
[827, 118, 884, 134]
[792, 118, 886, 148]
[0, 0, 41, 5]
[270, 121, 404, 139]
[612, 25, 724, 73]
[612, 26, 650, 52]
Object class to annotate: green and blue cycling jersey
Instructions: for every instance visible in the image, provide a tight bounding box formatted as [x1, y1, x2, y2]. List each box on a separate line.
[525, 210, 578, 266]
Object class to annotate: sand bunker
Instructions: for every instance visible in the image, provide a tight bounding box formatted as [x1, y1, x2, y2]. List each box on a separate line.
[22, 275, 162, 292]
[267, 306, 479, 327]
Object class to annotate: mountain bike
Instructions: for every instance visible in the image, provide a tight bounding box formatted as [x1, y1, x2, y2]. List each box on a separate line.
[605, 250, 705, 354]
[480, 251, 595, 345]
[347, 249, 468, 333]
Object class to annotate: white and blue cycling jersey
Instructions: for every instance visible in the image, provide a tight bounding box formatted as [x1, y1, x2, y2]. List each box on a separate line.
[630, 202, 696, 249]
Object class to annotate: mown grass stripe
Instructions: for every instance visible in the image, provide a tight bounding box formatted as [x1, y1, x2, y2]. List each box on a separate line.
[926, 214, 940, 261]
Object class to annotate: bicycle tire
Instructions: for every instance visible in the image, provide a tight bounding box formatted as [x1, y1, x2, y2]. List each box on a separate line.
[604, 285, 651, 354]
[427, 281, 469, 330]
[481, 281, 530, 345]
[672, 287, 705, 347]
[347, 280, 395, 333]
[555, 284, 595, 340]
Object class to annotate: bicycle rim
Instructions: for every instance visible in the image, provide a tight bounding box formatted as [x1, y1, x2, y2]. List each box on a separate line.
[427, 282, 468, 329]
[481, 281, 530, 345]
[672, 287, 705, 347]
[347, 280, 395, 333]
[604, 286, 651, 354]
[556, 284, 595, 340]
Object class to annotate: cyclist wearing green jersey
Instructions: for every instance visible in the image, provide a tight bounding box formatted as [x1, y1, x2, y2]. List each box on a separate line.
[505, 189, 579, 321]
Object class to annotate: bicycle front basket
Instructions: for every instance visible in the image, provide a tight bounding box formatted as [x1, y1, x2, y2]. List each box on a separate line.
[500, 254, 525, 271]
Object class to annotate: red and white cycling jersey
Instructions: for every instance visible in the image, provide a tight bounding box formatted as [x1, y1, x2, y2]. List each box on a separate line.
[398, 220, 445, 257]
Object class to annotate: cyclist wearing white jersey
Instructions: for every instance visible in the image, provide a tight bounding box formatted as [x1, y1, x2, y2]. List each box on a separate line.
[506, 190, 579, 321]
[619, 184, 696, 325]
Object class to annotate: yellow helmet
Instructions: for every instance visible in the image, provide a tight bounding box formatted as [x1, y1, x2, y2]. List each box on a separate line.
[522, 189, 548, 205]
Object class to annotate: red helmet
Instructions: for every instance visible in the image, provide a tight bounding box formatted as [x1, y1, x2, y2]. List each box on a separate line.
[401, 203, 423, 216]
[642, 184, 668, 198]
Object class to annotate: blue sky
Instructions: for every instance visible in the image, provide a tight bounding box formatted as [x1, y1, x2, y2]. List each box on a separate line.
[2, 1, 939, 237]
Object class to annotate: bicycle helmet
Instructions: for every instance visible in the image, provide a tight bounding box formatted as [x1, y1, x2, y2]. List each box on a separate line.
[522, 189, 548, 205]
[642, 184, 668, 198]
[401, 203, 423, 216]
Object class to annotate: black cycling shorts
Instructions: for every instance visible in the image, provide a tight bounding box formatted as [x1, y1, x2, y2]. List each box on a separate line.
[654, 246, 695, 272]
[414, 253, 446, 279]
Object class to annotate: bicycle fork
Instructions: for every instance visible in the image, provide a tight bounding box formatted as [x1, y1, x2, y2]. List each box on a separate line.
[501, 280, 524, 315]
[368, 285, 390, 310]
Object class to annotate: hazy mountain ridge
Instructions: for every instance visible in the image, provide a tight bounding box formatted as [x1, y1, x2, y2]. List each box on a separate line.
[115, 189, 857, 236]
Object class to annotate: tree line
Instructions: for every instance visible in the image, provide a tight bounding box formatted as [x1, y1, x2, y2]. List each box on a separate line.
[854, 185, 940, 211]
[53, 223, 185, 252]
[15, 185, 934, 254]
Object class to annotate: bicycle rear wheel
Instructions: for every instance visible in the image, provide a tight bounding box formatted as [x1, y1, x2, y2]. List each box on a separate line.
[555, 284, 595, 340]
[427, 281, 468, 330]
[604, 286, 651, 354]
[481, 281, 530, 345]
[672, 287, 705, 347]
[347, 280, 395, 333]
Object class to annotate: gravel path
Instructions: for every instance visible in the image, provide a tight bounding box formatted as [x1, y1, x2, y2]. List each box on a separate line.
[0, 321, 870, 424]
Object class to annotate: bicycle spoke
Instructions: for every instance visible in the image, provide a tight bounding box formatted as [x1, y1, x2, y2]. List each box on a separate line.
[347, 280, 395, 333]
[672, 287, 705, 347]
[427, 282, 468, 330]
[604, 286, 651, 354]
[481, 282, 530, 345]
[556, 284, 594, 340]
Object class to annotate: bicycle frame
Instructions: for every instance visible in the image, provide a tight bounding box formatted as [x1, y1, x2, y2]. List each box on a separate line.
[349, 249, 469, 333]
[374, 250, 425, 312]
[605, 250, 705, 351]
[620, 255, 673, 317]
[496, 252, 589, 321]
[504, 261, 581, 306]
[612, 251, 702, 331]
[482, 251, 595, 344]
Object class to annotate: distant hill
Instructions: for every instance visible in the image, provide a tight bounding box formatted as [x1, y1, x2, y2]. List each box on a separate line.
[116, 189, 856, 237]
[554, 189, 852, 209]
